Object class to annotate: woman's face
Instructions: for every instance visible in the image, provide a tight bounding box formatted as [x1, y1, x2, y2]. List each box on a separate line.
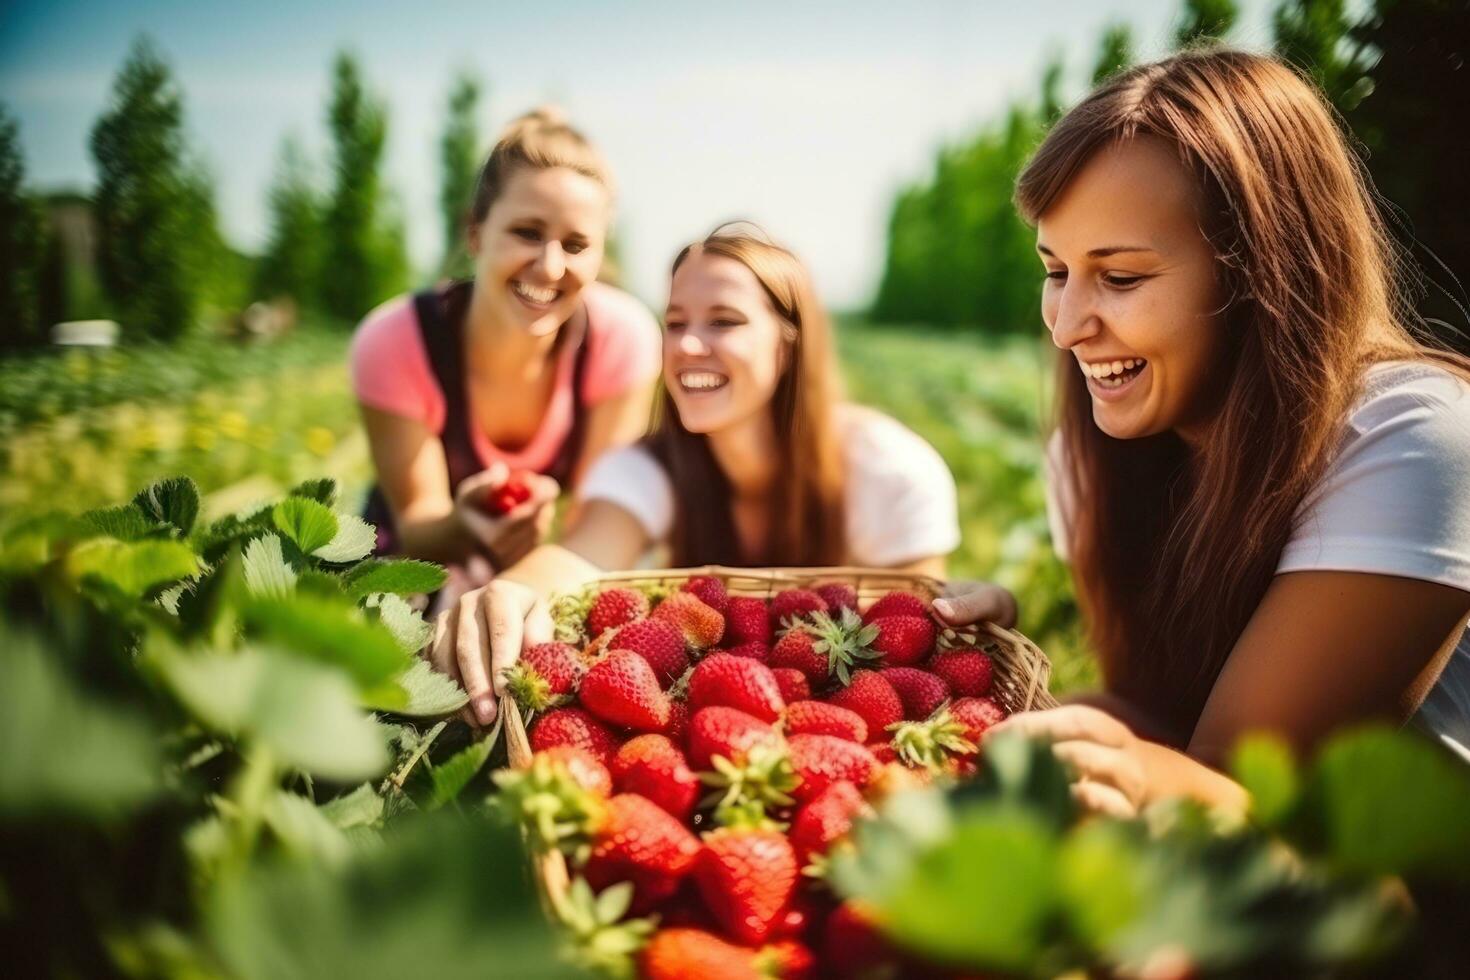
[469, 165, 609, 337]
[663, 251, 789, 435]
[1037, 136, 1229, 442]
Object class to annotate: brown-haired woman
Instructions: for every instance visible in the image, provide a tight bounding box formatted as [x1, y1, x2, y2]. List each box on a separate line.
[940, 48, 1470, 816]
[431, 227, 960, 725]
[351, 108, 660, 601]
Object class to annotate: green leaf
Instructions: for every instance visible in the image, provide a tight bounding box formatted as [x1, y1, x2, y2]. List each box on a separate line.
[319, 783, 385, 830]
[312, 514, 378, 564]
[426, 729, 500, 811]
[65, 538, 200, 598]
[264, 791, 351, 865]
[242, 593, 410, 688]
[1231, 734, 1299, 829]
[80, 503, 159, 541]
[152, 645, 390, 782]
[343, 558, 447, 599]
[1058, 820, 1148, 951]
[365, 592, 432, 654]
[243, 534, 297, 598]
[0, 630, 163, 817]
[368, 660, 469, 717]
[133, 476, 201, 535]
[272, 497, 339, 555]
[289, 477, 339, 508]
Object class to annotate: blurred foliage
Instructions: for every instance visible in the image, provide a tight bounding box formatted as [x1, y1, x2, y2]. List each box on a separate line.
[1272, 0, 1376, 109]
[0, 105, 46, 350]
[255, 135, 325, 310]
[438, 71, 483, 281]
[1175, 0, 1240, 47]
[0, 475, 574, 978]
[1091, 23, 1136, 85]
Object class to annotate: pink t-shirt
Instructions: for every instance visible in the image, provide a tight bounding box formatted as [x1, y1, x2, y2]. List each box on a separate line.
[350, 282, 662, 475]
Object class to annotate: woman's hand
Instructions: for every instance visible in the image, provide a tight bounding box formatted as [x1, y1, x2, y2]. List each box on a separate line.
[452, 462, 559, 570]
[932, 580, 1019, 629]
[425, 577, 554, 727]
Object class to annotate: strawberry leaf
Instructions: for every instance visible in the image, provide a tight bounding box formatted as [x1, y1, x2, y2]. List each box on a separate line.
[271, 497, 338, 555]
[343, 558, 447, 599]
[242, 534, 297, 598]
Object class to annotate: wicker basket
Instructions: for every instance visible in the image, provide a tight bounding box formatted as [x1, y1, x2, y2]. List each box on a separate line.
[501, 565, 1058, 918]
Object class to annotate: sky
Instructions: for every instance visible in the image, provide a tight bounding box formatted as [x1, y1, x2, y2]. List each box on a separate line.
[0, 0, 1275, 310]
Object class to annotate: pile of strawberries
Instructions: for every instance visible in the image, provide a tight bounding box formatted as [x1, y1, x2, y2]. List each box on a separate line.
[495, 576, 1011, 979]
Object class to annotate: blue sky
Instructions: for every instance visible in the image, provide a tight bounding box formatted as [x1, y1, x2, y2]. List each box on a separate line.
[1, 0, 1274, 310]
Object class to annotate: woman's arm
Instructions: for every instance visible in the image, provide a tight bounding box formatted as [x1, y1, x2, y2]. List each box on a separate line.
[567, 382, 657, 490]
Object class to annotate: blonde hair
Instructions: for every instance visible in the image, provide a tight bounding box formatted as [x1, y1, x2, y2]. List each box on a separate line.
[467, 106, 614, 225]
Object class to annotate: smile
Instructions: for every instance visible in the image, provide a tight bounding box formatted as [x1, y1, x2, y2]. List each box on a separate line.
[677, 370, 729, 393]
[511, 280, 560, 307]
[1080, 357, 1147, 389]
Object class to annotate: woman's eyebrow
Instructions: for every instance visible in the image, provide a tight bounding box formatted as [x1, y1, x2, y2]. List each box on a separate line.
[1038, 242, 1158, 258]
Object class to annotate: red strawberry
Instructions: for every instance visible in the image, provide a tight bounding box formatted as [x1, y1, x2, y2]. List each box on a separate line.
[724, 596, 773, 645]
[784, 700, 868, 743]
[769, 629, 829, 683]
[688, 706, 781, 772]
[484, 472, 532, 515]
[689, 653, 786, 722]
[788, 734, 878, 802]
[723, 640, 771, 663]
[826, 670, 903, 737]
[585, 793, 703, 907]
[950, 696, 1007, 744]
[761, 938, 816, 980]
[641, 928, 763, 980]
[881, 666, 951, 720]
[890, 705, 976, 770]
[681, 575, 729, 615]
[861, 590, 929, 624]
[771, 668, 810, 703]
[653, 591, 726, 650]
[533, 744, 613, 797]
[663, 699, 690, 744]
[814, 582, 859, 615]
[697, 820, 799, 945]
[822, 901, 898, 979]
[503, 641, 584, 713]
[580, 649, 672, 731]
[868, 741, 898, 764]
[613, 734, 700, 821]
[869, 615, 935, 666]
[930, 648, 994, 697]
[529, 707, 619, 764]
[789, 780, 870, 864]
[770, 588, 827, 629]
[610, 618, 688, 688]
[587, 586, 649, 637]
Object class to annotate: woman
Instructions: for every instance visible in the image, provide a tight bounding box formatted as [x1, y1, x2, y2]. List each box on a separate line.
[431, 227, 960, 725]
[351, 108, 660, 593]
[940, 48, 1470, 817]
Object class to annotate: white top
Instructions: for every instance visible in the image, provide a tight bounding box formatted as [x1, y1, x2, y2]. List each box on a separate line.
[1046, 361, 1470, 760]
[577, 405, 961, 566]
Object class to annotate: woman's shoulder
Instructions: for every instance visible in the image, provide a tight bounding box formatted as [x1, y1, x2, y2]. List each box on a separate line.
[1342, 359, 1470, 448]
[348, 293, 438, 421]
[582, 282, 661, 338]
[579, 283, 662, 402]
[836, 404, 960, 564]
[349, 293, 422, 361]
[839, 404, 950, 472]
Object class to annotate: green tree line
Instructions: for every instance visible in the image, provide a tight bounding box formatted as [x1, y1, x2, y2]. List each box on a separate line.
[872, 0, 1470, 350]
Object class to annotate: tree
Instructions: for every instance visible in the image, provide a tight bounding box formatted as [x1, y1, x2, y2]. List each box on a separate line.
[0, 105, 47, 349]
[438, 71, 482, 280]
[90, 37, 206, 340]
[1349, 0, 1470, 351]
[1175, 0, 1239, 47]
[321, 52, 407, 322]
[255, 135, 323, 307]
[1272, 0, 1375, 109]
[1092, 24, 1136, 85]
[1039, 54, 1067, 126]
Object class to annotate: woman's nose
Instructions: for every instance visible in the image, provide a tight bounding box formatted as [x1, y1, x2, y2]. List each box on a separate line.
[1049, 282, 1101, 350]
[676, 327, 712, 356]
[537, 242, 565, 281]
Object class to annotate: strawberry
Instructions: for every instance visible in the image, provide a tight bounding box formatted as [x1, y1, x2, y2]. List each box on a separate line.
[725, 596, 773, 645]
[584, 793, 703, 908]
[770, 588, 827, 629]
[950, 695, 1007, 744]
[789, 780, 870, 864]
[814, 582, 859, 616]
[610, 618, 688, 688]
[826, 670, 903, 736]
[868, 741, 899, 765]
[587, 586, 649, 637]
[868, 615, 935, 666]
[761, 938, 816, 979]
[697, 807, 799, 945]
[612, 734, 700, 821]
[533, 744, 613, 797]
[930, 648, 994, 697]
[641, 928, 763, 980]
[787, 734, 878, 802]
[768, 629, 829, 683]
[653, 591, 726, 650]
[484, 472, 532, 515]
[663, 698, 690, 744]
[529, 707, 619, 764]
[770, 609, 879, 685]
[681, 575, 729, 615]
[689, 653, 786, 722]
[688, 706, 781, 772]
[771, 668, 810, 703]
[890, 705, 976, 770]
[723, 640, 771, 663]
[580, 649, 672, 731]
[880, 666, 951, 721]
[822, 901, 897, 979]
[503, 641, 584, 713]
[861, 590, 929, 624]
[783, 700, 868, 743]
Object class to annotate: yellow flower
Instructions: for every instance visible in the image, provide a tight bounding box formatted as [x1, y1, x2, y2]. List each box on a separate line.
[219, 411, 249, 440]
[304, 426, 336, 458]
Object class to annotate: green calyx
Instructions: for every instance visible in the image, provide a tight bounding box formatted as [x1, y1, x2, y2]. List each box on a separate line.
[889, 704, 976, 771]
[699, 742, 797, 813]
[551, 877, 656, 980]
[492, 756, 602, 861]
[502, 663, 568, 717]
[809, 608, 882, 685]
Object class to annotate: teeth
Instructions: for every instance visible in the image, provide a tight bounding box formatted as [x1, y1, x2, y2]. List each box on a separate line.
[679, 371, 728, 391]
[1083, 358, 1146, 380]
[513, 281, 559, 304]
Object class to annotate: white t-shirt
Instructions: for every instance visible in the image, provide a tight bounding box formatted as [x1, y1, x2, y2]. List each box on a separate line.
[1046, 361, 1470, 760]
[577, 405, 961, 567]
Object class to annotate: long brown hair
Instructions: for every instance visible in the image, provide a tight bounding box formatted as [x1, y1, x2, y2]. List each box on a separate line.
[1015, 48, 1470, 743]
[649, 227, 847, 567]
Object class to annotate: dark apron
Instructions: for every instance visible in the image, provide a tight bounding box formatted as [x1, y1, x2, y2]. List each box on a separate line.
[362, 280, 591, 558]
